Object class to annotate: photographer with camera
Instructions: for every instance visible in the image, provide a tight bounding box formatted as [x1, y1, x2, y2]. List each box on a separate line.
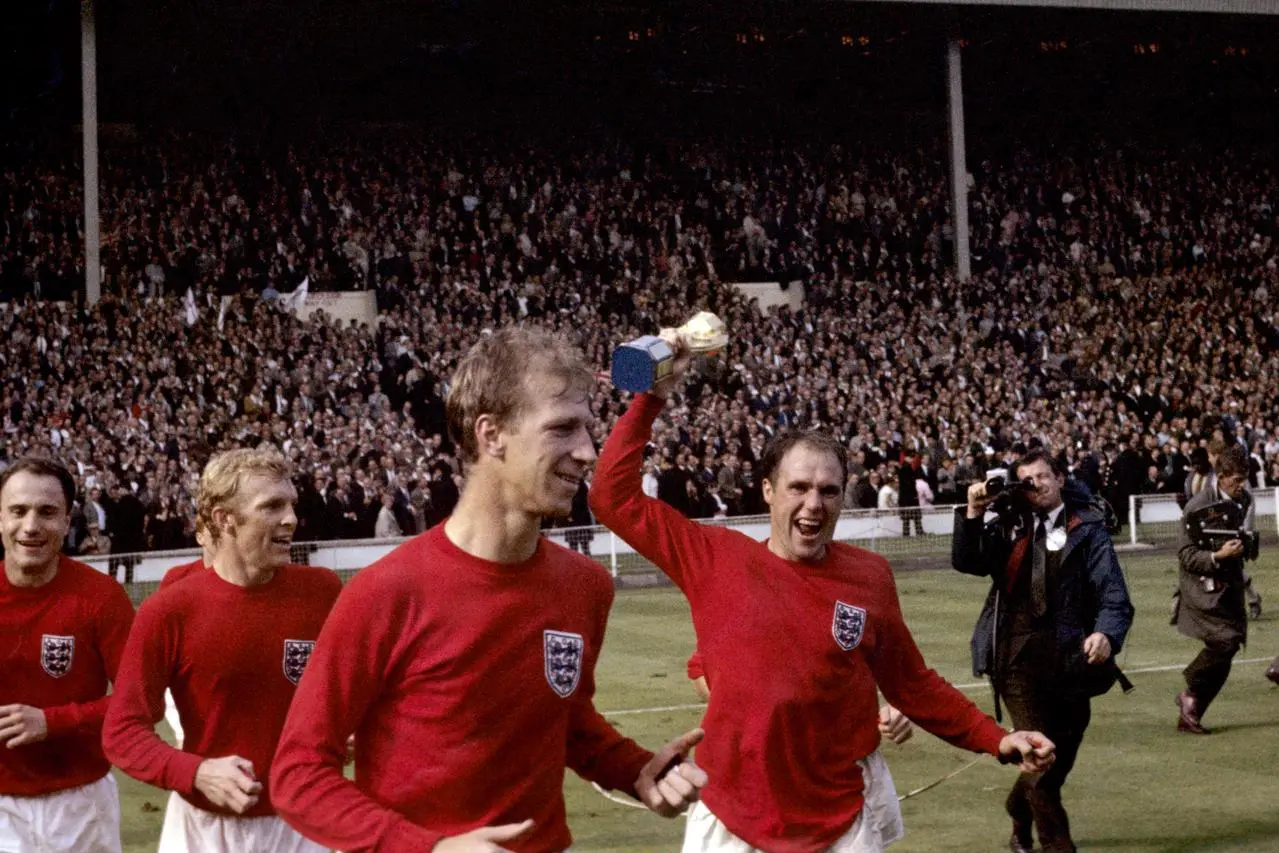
[953, 450, 1134, 853]
[1174, 443, 1260, 733]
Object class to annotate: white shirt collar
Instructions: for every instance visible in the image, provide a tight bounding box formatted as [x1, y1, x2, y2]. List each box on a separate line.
[1039, 503, 1065, 530]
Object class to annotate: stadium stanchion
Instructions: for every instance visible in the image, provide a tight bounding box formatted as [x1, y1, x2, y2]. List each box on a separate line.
[1130, 495, 1139, 547]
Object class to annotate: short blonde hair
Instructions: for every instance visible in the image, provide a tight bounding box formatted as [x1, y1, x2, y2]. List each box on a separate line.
[196, 448, 292, 543]
[446, 327, 594, 464]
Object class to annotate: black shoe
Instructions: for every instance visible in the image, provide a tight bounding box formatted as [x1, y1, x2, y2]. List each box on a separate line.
[1176, 691, 1210, 734]
[1249, 597, 1262, 620]
[1009, 820, 1036, 853]
[1266, 666, 1279, 687]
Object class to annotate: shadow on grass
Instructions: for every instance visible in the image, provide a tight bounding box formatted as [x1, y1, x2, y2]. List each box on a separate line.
[1081, 818, 1279, 852]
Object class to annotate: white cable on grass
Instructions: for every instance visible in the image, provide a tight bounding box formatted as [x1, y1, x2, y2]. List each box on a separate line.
[896, 755, 986, 802]
[591, 754, 987, 811]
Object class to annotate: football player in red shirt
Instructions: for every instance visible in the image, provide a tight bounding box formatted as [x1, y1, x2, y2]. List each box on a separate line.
[0, 457, 135, 853]
[158, 521, 216, 749]
[103, 449, 341, 853]
[591, 330, 1056, 853]
[272, 327, 707, 853]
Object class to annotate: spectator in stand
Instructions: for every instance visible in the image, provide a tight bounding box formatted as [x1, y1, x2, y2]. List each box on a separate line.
[79, 519, 112, 556]
[373, 491, 401, 539]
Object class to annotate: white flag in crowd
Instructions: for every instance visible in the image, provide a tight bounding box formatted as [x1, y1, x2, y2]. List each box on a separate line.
[183, 288, 198, 327]
[282, 276, 310, 314]
[216, 296, 231, 332]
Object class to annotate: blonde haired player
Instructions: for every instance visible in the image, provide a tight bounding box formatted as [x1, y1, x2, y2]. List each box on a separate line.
[272, 327, 707, 853]
[0, 458, 135, 853]
[103, 448, 341, 853]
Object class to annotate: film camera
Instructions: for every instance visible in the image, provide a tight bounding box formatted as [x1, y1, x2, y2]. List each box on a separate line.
[1185, 499, 1260, 561]
[984, 471, 1035, 512]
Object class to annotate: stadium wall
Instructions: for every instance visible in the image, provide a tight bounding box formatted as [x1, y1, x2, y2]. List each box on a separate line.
[84, 489, 1278, 590]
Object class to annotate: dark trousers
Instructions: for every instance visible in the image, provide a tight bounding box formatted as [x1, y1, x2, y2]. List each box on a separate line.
[900, 506, 924, 537]
[1001, 669, 1091, 853]
[1184, 635, 1242, 716]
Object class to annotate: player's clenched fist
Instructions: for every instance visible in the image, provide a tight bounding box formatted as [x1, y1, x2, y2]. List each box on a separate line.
[194, 755, 262, 814]
[635, 727, 709, 817]
[433, 819, 535, 852]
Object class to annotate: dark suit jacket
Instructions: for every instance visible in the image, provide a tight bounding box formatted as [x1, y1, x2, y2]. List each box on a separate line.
[952, 481, 1135, 696]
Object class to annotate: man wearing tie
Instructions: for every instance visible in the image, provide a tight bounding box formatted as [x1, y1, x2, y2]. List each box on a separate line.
[954, 450, 1135, 853]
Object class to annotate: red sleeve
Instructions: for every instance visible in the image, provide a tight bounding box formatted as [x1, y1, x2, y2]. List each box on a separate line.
[564, 581, 653, 796]
[101, 595, 205, 794]
[270, 572, 445, 853]
[864, 558, 1005, 756]
[44, 578, 135, 737]
[158, 559, 204, 590]
[685, 650, 704, 681]
[589, 393, 718, 592]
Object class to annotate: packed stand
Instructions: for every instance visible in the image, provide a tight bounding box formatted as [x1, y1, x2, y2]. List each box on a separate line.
[2, 135, 1278, 558]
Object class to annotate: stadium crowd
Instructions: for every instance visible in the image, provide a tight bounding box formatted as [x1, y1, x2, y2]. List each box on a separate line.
[2, 134, 1278, 555]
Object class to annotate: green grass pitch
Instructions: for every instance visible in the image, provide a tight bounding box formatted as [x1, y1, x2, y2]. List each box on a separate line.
[115, 548, 1279, 852]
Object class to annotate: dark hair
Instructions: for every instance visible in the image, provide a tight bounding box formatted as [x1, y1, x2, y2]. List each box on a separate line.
[1013, 448, 1066, 480]
[1216, 444, 1249, 479]
[0, 457, 77, 513]
[758, 430, 848, 487]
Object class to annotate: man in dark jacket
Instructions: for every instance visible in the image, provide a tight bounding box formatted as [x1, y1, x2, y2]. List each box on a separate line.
[952, 449, 1134, 853]
[898, 456, 923, 537]
[1174, 444, 1256, 733]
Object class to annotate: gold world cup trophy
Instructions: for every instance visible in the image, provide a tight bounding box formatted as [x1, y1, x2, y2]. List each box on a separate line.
[610, 311, 728, 392]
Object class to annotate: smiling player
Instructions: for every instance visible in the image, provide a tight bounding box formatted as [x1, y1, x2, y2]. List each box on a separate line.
[271, 326, 706, 853]
[103, 449, 341, 853]
[0, 458, 135, 853]
[590, 328, 1056, 853]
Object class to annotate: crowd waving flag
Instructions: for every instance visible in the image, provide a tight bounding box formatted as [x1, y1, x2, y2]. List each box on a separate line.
[183, 288, 198, 327]
[282, 276, 310, 314]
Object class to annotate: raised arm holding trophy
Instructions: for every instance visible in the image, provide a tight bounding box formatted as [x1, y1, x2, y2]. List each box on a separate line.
[610, 311, 728, 393]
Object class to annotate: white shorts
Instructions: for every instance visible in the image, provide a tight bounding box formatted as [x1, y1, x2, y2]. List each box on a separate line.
[0, 773, 121, 853]
[164, 689, 185, 749]
[682, 750, 904, 853]
[157, 792, 329, 853]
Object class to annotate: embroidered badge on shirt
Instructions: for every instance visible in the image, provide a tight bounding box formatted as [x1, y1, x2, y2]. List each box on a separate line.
[832, 601, 867, 651]
[283, 640, 317, 685]
[41, 634, 75, 678]
[544, 630, 585, 698]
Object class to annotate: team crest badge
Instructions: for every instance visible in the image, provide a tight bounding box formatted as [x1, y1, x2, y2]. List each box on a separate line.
[544, 630, 585, 698]
[283, 640, 316, 685]
[41, 634, 75, 678]
[832, 602, 867, 651]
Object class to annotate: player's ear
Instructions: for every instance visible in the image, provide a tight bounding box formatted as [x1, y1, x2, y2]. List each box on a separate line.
[474, 413, 506, 461]
[210, 504, 236, 537]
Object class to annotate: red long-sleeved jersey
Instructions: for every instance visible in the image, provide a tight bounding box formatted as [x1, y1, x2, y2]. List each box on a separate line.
[102, 564, 341, 817]
[1, 557, 135, 796]
[270, 525, 654, 853]
[591, 393, 1007, 853]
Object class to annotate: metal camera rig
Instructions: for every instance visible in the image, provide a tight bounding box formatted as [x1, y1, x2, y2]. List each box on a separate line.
[1185, 499, 1260, 562]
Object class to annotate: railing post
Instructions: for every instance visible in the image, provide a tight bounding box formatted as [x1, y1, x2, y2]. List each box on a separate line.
[609, 530, 618, 579]
[1129, 495, 1139, 546]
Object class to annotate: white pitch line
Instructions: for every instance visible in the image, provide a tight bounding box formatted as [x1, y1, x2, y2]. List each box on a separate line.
[601, 657, 1275, 717]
